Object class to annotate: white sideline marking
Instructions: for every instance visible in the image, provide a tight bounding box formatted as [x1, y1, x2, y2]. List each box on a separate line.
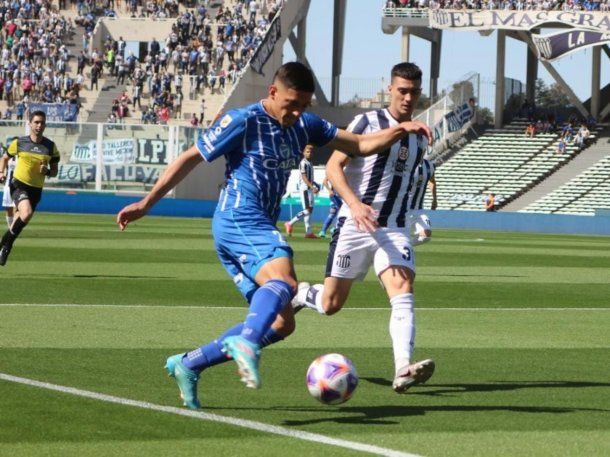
[0, 303, 608, 311]
[0, 373, 418, 457]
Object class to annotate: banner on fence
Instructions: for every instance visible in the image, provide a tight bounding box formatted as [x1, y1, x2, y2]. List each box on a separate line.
[532, 29, 610, 61]
[70, 139, 137, 165]
[429, 10, 610, 32]
[28, 103, 79, 122]
[54, 164, 161, 184]
[251, 17, 281, 75]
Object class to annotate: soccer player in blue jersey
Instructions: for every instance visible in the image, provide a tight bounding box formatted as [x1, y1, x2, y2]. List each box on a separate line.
[116, 62, 432, 409]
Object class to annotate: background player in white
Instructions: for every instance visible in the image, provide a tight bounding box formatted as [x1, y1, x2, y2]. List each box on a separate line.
[293, 62, 435, 394]
[409, 158, 436, 246]
[285, 144, 319, 238]
[1, 147, 16, 228]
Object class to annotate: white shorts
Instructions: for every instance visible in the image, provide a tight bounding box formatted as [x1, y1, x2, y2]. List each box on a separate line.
[300, 188, 314, 209]
[2, 180, 13, 208]
[326, 218, 415, 281]
[409, 211, 431, 235]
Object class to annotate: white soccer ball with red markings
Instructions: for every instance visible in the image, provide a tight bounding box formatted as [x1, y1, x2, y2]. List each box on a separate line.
[306, 353, 359, 405]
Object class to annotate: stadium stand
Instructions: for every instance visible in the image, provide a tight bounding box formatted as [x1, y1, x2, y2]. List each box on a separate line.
[0, 1, 282, 126]
[519, 133, 610, 215]
[96, 0, 283, 126]
[428, 118, 603, 211]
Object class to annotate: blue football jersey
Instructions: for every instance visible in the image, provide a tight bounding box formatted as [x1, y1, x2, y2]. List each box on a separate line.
[197, 101, 337, 221]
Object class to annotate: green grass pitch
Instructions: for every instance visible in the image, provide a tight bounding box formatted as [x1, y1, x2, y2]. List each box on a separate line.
[0, 213, 609, 456]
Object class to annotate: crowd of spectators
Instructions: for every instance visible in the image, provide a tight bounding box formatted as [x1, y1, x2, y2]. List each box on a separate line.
[0, 2, 79, 120]
[385, 0, 609, 11]
[96, 0, 283, 125]
[519, 101, 595, 153]
[0, 0, 282, 126]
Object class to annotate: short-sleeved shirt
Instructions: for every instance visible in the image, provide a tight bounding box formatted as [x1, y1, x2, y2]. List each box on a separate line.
[196, 101, 337, 223]
[337, 109, 427, 228]
[7, 135, 60, 188]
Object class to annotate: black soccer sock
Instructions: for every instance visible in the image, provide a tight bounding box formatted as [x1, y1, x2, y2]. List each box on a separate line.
[2, 217, 27, 247]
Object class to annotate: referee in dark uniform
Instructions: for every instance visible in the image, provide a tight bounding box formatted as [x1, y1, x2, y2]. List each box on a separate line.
[0, 110, 60, 266]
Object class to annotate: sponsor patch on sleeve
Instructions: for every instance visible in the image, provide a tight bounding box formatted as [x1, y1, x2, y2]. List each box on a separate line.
[219, 114, 233, 128]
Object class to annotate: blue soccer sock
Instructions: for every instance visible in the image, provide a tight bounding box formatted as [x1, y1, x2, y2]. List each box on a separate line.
[241, 279, 294, 345]
[321, 212, 337, 234]
[182, 325, 284, 372]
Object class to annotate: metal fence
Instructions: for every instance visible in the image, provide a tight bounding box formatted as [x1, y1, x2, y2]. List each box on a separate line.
[0, 121, 197, 194]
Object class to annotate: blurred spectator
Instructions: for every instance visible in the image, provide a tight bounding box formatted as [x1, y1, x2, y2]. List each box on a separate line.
[574, 124, 590, 149]
[525, 123, 536, 138]
[485, 193, 496, 212]
[199, 98, 206, 124]
[556, 138, 566, 154]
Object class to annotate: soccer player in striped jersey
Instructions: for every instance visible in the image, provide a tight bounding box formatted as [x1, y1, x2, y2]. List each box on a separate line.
[116, 62, 432, 409]
[293, 62, 435, 394]
[408, 158, 436, 246]
[284, 144, 319, 238]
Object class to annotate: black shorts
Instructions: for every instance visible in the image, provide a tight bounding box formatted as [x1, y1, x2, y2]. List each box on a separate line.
[10, 179, 42, 210]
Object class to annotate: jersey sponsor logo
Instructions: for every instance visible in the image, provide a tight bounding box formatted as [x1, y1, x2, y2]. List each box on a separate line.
[336, 254, 351, 269]
[279, 143, 291, 158]
[263, 157, 297, 170]
[220, 114, 232, 128]
[398, 145, 410, 161]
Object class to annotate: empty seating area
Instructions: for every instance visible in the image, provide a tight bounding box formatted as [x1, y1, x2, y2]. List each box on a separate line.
[521, 155, 610, 215]
[429, 120, 586, 211]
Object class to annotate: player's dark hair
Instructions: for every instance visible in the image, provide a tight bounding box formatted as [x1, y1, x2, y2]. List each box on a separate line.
[391, 62, 422, 82]
[29, 110, 46, 122]
[273, 62, 315, 93]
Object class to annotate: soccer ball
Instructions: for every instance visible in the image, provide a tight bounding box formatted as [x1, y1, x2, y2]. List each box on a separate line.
[306, 353, 358, 405]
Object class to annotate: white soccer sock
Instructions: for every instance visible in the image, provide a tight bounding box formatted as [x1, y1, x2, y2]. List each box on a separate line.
[304, 213, 312, 234]
[297, 283, 326, 314]
[389, 293, 415, 374]
[6, 216, 13, 229]
[289, 209, 309, 226]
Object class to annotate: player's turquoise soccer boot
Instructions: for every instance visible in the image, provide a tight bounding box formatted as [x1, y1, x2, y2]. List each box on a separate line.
[165, 354, 201, 409]
[222, 336, 261, 389]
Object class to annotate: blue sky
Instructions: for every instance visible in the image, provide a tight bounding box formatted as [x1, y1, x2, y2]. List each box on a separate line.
[283, 1, 609, 108]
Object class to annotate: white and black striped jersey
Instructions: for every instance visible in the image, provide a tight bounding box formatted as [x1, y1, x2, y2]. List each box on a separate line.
[409, 159, 435, 210]
[337, 109, 428, 228]
[298, 158, 313, 190]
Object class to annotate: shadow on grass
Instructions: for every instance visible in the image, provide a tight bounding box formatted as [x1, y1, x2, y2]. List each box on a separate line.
[363, 377, 610, 397]
[278, 400, 609, 426]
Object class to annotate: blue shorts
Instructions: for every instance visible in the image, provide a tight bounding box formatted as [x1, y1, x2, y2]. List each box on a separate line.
[213, 209, 293, 303]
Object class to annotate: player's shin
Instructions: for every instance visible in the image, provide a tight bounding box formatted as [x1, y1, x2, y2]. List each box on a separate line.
[389, 293, 416, 374]
[242, 279, 294, 344]
[182, 325, 285, 373]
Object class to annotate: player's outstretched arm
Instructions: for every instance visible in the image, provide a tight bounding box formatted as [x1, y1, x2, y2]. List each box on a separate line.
[326, 151, 378, 233]
[117, 146, 204, 231]
[429, 176, 438, 210]
[329, 120, 432, 157]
